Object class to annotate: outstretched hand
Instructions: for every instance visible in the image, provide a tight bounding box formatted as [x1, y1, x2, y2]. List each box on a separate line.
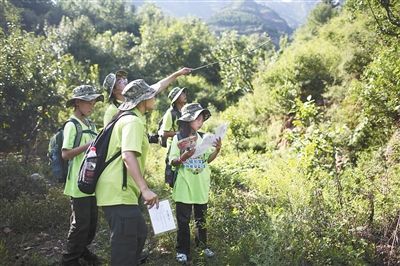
[177, 67, 192, 76]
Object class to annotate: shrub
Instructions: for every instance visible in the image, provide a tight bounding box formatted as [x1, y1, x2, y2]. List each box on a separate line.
[1, 188, 69, 233]
[0, 155, 48, 201]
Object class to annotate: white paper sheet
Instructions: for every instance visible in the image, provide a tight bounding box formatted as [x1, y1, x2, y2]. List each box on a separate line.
[192, 123, 229, 158]
[148, 199, 176, 235]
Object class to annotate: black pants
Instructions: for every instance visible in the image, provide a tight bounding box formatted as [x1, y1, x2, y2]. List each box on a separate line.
[103, 205, 147, 266]
[62, 196, 98, 263]
[176, 202, 208, 256]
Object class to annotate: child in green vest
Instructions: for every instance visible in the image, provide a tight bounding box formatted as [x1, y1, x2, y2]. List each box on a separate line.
[169, 103, 222, 264]
[61, 85, 103, 266]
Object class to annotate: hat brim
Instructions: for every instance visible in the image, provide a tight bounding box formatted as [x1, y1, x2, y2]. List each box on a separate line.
[103, 73, 117, 100]
[108, 81, 116, 100]
[118, 90, 157, 111]
[178, 109, 211, 122]
[66, 94, 104, 108]
[104, 70, 128, 100]
[171, 88, 186, 104]
[112, 70, 128, 100]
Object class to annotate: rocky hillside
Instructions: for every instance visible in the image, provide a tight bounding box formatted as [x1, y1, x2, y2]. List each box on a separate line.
[207, 0, 292, 45]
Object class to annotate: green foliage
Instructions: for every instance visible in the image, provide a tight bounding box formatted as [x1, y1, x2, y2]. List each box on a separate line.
[345, 0, 400, 38]
[0, 0, 21, 32]
[1, 188, 69, 233]
[9, 0, 56, 33]
[208, 187, 273, 265]
[58, 0, 138, 34]
[222, 105, 252, 153]
[132, 5, 215, 84]
[2, 0, 400, 264]
[173, 75, 226, 111]
[307, 3, 338, 29]
[92, 30, 139, 79]
[0, 240, 10, 266]
[0, 156, 47, 201]
[0, 23, 99, 154]
[350, 44, 400, 150]
[212, 31, 274, 104]
[52, 15, 97, 62]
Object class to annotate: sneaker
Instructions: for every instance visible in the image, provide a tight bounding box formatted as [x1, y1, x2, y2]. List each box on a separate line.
[204, 248, 215, 258]
[176, 253, 188, 264]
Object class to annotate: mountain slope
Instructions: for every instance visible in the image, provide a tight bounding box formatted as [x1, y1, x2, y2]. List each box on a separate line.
[132, 0, 317, 29]
[262, 1, 319, 28]
[207, 0, 292, 45]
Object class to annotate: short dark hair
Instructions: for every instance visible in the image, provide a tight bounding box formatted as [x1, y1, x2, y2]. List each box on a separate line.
[178, 121, 192, 138]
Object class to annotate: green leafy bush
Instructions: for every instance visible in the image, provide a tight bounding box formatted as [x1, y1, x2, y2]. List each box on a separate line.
[1, 188, 69, 233]
[0, 156, 47, 201]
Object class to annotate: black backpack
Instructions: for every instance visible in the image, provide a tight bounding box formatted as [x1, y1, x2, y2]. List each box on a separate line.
[158, 107, 180, 147]
[77, 111, 136, 194]
[48, 118, 95, 183]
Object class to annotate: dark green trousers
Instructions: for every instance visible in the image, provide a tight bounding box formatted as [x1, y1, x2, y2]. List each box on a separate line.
[103, 205, 147, 266]
[62, 196, 98, 263]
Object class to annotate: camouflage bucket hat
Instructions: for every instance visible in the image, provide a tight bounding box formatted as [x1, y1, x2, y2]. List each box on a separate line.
[118, 79, 157, 111]
[103, 70, 128, 99]
[66, 85, 104, 107]
[168, 87, 186, 104]
[178, 103, 211, 122]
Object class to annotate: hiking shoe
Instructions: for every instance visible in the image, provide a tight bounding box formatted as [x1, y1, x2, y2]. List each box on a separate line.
[61, 259, 82, 266]
[81, 249, 102, 265]
[138, 251, 149, 265]
[204, 248, 215, 258]
[176, 253, 188, 264]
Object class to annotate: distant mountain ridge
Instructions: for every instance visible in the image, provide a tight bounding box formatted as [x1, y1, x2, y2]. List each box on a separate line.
[262, 1, 319, 28]
[132, 0, 318, 29]
[207, 0, 292, 45]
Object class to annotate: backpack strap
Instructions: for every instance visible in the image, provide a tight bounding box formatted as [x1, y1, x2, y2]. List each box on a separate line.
[103, 111, 137, 191]
[112, 99, 121, 108]
[69, 118, 97, 147]
[118, 111, 135, 191]
[173, 132, 186, 174]
[82, 119, 97, 137]
[170, 107, 181, 131]
[68, 118, 83, 149]
[62, 118, 83, 180]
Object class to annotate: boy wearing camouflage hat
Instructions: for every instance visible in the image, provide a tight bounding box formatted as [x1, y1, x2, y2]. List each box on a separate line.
[96, 79, 159, 265]
[158, 87, 187, 147]
[61, 85, 103, 265]
[102, 67, 192, 127]
[157, 87, 188, 188]
[102, 70, 128, 127]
